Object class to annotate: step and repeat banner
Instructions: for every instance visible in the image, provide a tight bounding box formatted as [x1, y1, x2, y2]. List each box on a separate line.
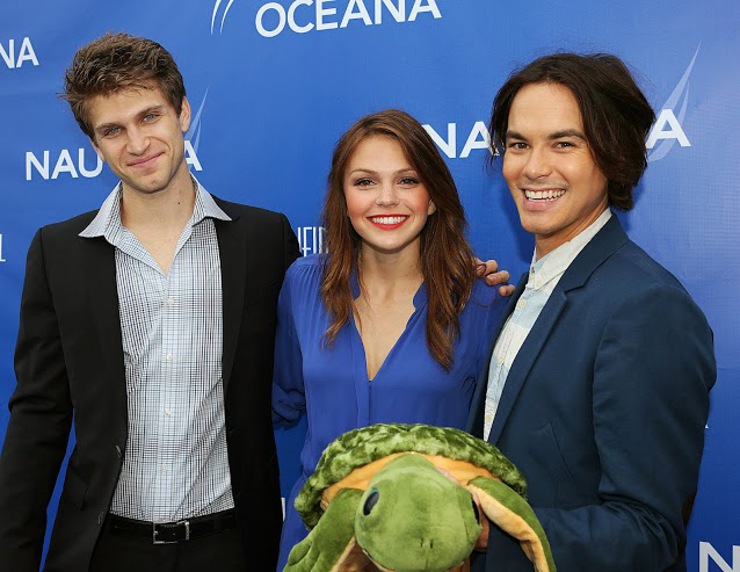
[1, 1, 737, 569]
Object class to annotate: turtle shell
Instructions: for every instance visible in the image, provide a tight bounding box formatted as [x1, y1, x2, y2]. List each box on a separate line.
[295, 423, 527, 528]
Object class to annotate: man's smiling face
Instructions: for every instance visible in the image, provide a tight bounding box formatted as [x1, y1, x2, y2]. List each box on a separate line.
[503, 81, 609, 258]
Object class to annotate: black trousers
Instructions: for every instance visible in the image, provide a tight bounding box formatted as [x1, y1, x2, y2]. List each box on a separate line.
[89, 520, 248, 572]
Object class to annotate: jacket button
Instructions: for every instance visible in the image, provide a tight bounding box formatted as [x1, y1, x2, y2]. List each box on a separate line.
[115, 445, 122, 459]
[97, 512, 105, 525]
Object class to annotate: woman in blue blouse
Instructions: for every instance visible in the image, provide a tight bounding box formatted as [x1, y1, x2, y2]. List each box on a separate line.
[273, 109, 508, 570]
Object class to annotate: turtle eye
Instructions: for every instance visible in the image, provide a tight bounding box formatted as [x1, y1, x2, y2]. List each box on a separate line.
[363, 489, 380, 516]
[471, 498, 480, 524]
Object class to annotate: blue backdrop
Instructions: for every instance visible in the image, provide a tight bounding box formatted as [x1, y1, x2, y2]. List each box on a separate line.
[1, 1, 738, 569]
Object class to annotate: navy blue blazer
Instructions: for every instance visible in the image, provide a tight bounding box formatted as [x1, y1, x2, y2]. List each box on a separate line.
[0, 197, 299, 571]
[469, 216, 716, 571]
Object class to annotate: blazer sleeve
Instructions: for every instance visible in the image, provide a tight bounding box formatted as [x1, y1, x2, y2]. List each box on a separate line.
[0, 229, 74, 571]
[532, 283, 716, 570]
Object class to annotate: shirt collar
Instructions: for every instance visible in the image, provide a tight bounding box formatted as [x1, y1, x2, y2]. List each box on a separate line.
[79, 176, 231, 242]
[528, 208, 612, 291]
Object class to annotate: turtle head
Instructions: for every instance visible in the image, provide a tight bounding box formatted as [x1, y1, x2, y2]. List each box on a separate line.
[354, 453, 481, 572]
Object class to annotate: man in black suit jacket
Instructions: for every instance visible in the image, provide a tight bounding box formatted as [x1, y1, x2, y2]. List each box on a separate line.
[0, 32, 299, 571]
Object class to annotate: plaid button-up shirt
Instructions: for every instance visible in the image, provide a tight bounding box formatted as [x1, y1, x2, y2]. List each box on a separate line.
[80, 179, 235, 521]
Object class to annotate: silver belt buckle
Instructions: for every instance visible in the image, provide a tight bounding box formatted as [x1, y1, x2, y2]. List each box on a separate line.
[152, 519, 190, 544]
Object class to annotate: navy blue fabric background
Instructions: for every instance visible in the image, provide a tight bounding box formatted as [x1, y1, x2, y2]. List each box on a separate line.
[1, 1, 737, 568]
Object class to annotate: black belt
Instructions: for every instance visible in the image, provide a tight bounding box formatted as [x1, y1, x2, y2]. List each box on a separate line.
[107, 509, 238, 544]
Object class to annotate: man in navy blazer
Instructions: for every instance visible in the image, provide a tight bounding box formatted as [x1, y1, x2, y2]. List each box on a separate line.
[0, 33, 299, 571]
[469, 53, 716, 571]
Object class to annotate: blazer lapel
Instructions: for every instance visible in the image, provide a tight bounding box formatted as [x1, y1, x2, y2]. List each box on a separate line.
[487, 289, 568, 443]
[468, 272, 528, 438]
[486, 215, 629, 444]
[84, 237, 127, 424]
[214, 202, 246, 392]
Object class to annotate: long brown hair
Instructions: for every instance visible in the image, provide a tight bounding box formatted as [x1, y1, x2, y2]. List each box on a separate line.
[321, 109, 476, 370]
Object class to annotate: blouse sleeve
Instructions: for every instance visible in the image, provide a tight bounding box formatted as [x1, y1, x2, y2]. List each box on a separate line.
[271, 262, 306, 424]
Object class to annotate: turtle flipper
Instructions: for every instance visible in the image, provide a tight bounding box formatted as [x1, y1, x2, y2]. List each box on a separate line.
[467, 477, 556, 572]
[284, 488, 367, 572]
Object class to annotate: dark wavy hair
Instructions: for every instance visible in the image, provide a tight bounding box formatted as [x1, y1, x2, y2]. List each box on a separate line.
[490, 53, 655, 211]
[321, 109, 477, 370]
[61, 32, 186, 139]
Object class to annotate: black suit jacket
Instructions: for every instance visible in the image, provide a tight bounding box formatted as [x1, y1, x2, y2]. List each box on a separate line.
[0, 196, 299, 571]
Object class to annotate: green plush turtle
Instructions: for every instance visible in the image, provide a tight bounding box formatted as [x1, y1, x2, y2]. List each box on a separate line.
[284, 423, 555, 572]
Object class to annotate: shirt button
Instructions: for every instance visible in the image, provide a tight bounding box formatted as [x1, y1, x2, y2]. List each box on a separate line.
[516, 298, 527, 310]
[166, 297, 175, 306]
[164, 408, 172, 417]
[165, 353, 173, 362]
[162, 464, 169, 473]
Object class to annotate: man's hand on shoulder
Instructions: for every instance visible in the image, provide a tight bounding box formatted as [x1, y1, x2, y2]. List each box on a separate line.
[475, 257, 514, 297]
